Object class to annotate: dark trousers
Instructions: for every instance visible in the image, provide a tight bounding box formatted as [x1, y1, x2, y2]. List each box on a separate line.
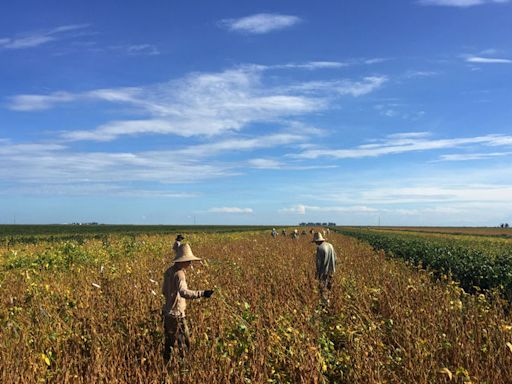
[163, 315, 191, 362]
[319, 274, 333, 301]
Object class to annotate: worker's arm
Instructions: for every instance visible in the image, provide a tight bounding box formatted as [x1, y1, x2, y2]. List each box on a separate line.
[177, 271, 204, 299]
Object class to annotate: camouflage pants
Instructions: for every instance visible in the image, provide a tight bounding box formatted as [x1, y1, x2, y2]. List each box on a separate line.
[163, 315, 191, 362]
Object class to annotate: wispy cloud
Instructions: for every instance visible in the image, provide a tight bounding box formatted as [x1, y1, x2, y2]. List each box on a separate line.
[248, 158, 282, 169]
[439, 152, 512, 161]
[0, 131, 313, 193]
[7, 66, 386, 141]
[286, 76, 387, 97]
[0, 24, 90, 50]
[208, 207, 253, 213]
[418, 0, 509, 7]
[0, 137, 234, 186]
[279, 204, 378, 215]
[220, 13, 301, 34]
[279, 205, 306, 215]
[8, 91, 77, 111]
[404, 70, 440, 78]
[271, 61, 349, 70]
[247, 157, 337, 170]
[106, 44, 160, 56]
[294, 132, 512, 159]
[126, 44, 160, 55]
[175, 133, 307, 158]
[465, 56, 512, 64]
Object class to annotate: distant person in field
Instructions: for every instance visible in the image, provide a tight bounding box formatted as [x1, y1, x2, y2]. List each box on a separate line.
[172, 234, 185, 254]
[281, 229, 287, 237]
[312, 232, 336, 301]
[162, 243, 214, 362]
[292, 229, 299, 239]
[271, 228, 278, 238]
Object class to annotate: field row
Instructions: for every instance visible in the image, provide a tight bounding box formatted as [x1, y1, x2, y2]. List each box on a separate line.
[337, 228, 512, 299]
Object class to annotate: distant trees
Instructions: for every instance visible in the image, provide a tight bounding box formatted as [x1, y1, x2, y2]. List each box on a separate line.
[500, 223, 510, 228]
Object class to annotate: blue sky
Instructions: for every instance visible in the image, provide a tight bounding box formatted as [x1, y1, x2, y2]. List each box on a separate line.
[1, 0, 512, 225]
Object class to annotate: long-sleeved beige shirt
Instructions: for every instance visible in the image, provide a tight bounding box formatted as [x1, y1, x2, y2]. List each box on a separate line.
[316, 242, 336, 279]
[162, 265, 203, 318]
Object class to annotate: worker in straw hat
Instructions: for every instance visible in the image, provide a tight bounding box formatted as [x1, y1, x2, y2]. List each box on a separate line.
[312, 232, 336, 302]
[172, 234, 185, 254]
[162, 243, 214, 362]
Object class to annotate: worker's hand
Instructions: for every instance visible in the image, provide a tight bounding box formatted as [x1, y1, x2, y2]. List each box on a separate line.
[203, 290, 214, 298]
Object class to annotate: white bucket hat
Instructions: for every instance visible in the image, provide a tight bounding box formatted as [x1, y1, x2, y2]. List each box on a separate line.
[312, 232, 326, 242]
[174, 243, 202, 263]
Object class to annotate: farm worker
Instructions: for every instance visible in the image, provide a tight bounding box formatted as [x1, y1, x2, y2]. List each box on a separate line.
[301, 230, 307, 236]
[292, 229, 299, 239]
[312, 232, 336, 300]
[172, 234, 185, 254]
[162, 243, 214, 362]
[271, 228, 278, 238]
[326, 228, 330, 235]
[282, 229, 287, 236]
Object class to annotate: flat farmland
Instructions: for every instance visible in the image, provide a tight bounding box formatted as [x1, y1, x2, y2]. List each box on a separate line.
[360, 226, 512, 237]
[1, 229, 511, 383]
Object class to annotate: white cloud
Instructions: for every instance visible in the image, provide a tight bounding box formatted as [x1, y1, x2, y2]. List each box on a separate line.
[272, 61, 349, 70]
[360, 185, 512, 204]
[126, 44, 160, 55]
[439, 152, 512, 161]
[294, 132, 512, 159]
[279, 204, 378, 215]
[0, 24, 90, 50]
[8, 92, 77, 111]
[8, 66, 386, 141]
[8, 87, 144, 112]
[419, 0, 509, 7]
[208, 207, 253, 213]
[387, 132, 431, 139]
[287, 76, 387, 97]
[0, 142, 66, 155]
[220, 13, 301, 34]
[0, 141, 234, 185]
[279, 205, 306, 215]
[404, 70, 440, 78]
[364, 58, 390, 65]
[248, 158, 282, 169]
[175, 133, 306, 158]
[466, 56, 512, 64]
[0, 131, 312, 192]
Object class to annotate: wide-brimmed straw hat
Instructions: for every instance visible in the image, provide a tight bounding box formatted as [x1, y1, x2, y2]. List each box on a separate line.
[311, 232, 326, 242]
[174, 243, 202, 263]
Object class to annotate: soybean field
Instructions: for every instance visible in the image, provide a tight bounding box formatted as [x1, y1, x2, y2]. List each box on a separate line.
[1, 227, 512, 383]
